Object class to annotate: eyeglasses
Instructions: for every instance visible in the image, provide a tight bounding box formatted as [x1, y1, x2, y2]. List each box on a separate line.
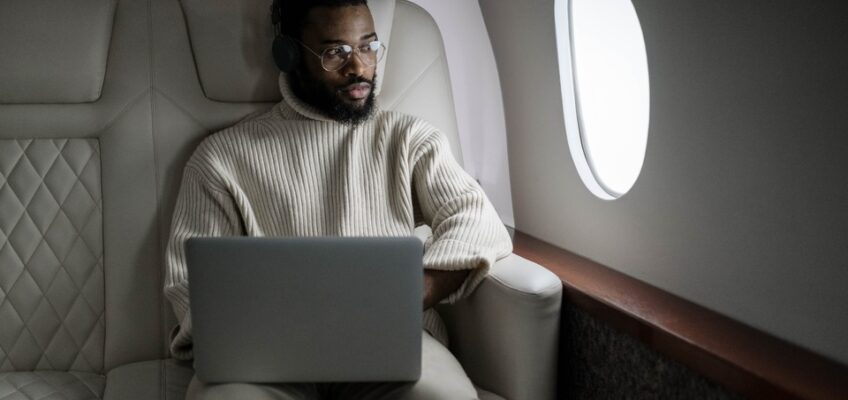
[297, 39, 387, 72]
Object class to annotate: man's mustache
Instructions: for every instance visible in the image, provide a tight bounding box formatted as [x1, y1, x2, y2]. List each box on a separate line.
[336, 77, 374, 92]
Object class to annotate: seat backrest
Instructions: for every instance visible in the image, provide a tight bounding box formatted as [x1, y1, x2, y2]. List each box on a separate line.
[0, 0, 165, 373]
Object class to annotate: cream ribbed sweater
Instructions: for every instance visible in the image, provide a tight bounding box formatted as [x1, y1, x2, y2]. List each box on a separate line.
[164, 75, 512, 360]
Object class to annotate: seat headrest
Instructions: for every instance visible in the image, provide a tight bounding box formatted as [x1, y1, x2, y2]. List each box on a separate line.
[0, 0, 117, 104]
[181, 0, 396, 103]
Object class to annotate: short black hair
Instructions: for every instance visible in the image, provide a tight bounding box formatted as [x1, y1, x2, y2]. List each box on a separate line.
[275, 0, 368, 40]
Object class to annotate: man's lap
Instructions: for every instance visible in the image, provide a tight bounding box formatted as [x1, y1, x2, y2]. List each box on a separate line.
[185, 332, 478, 400]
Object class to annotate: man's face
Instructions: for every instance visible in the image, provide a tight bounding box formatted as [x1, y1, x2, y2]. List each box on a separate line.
[290, 5, 378, 125]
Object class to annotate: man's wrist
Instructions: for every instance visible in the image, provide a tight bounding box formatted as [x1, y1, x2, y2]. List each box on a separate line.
[422, 268, 470, 310]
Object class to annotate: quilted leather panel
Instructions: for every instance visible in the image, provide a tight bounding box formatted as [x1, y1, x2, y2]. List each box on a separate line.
[0, 140, 104, 373]
[0, 371, 104, 400]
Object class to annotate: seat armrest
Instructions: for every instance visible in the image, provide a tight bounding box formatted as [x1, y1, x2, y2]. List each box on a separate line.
[438, 254, 562, 400]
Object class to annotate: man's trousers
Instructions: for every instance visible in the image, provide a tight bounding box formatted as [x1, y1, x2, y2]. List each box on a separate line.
[185, 332, 479, 400]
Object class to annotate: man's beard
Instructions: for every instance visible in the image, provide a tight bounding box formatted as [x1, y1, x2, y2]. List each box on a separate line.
[289, 66, 377, 126]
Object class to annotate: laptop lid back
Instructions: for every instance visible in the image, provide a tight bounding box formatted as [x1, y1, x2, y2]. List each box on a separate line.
[186, 236, 422, 383]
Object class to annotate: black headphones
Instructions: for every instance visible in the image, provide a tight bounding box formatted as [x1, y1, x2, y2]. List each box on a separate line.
[271, 0, 299, 72]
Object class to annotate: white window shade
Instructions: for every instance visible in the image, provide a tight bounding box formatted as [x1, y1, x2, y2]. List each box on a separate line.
[556, 0, 650, 199]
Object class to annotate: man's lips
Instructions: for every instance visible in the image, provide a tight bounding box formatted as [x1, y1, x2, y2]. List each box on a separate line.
[339, 82, 372, 101]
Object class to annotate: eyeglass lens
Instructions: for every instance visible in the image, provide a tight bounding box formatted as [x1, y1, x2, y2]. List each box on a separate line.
[321, 41, 385, 71]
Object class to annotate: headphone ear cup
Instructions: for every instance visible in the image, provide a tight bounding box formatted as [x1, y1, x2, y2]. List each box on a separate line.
[273, 36, 300, 72]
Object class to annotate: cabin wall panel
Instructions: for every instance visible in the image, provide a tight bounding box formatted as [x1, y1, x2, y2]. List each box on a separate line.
[480, 0, 848, 364]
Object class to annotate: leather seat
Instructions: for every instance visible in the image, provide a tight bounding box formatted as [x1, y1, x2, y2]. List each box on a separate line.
[1, 0, 168, 398]
[102, 360, 193, 400]
[0, 0, 561, 399]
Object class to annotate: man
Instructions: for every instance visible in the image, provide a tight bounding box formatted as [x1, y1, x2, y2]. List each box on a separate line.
[165, 0, 512, 398]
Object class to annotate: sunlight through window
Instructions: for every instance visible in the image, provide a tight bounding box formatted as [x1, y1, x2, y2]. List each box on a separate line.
[556, 0, 650, 199]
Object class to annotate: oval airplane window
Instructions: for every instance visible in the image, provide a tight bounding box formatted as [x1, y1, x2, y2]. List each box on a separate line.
[555, 0, 650, 199]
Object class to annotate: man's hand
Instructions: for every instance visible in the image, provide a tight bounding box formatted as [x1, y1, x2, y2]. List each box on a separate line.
[422, 268, 471, 310]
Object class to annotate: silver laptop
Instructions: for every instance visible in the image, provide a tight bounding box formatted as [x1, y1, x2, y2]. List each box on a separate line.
[185, 236, 423, 383]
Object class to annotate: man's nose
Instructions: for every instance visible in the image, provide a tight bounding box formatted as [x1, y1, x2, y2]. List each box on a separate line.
[343, 52, 369, 77]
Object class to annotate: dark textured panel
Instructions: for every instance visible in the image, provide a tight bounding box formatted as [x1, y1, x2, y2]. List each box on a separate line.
[559, 305, 740, 399]
[514, 232, 848, 399]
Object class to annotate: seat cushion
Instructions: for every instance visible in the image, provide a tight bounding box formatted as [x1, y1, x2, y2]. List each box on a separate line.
[0, 371, 105, 400]
[102, 360, 193, 400]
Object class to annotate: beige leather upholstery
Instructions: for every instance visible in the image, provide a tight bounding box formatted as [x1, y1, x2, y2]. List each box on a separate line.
[180, 0, 280, 103]
[440, 255, 562, 400]
[0, 371, 104, 400]
[1, 0, 166, 398]
[379, 1, 463, 164]
[0, 0, 117, 104]
[0, 0, 561, 399]
[102, 360, 193, 400]
[0, 139, 104, 373]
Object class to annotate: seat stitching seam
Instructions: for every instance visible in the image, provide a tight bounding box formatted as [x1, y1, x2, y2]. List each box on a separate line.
[40, 205, 99, 312]
[0, 253, 37, 372]
[159, 360, 166, 400]
[149, 0, 168, 361]
[151, 87, 213, 132]
[29, 140, 103, 365]
[68, 144, 102, 216]
[72, 372, 104, 398]
[36, 167, 100, 371]
[71, 312, 104, 371]
[385, 55, 441, 110]
[26, 140, 88, 301]
[1, 141, 33, 246]
[0, 143, 27, 237]
[88, 89, 151, 139]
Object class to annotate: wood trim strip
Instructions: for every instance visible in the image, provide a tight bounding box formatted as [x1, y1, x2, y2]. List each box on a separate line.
[512, 232, 848, 400]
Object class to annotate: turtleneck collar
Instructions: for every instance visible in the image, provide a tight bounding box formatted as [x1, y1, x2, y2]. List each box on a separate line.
[276, 72, 381, 123]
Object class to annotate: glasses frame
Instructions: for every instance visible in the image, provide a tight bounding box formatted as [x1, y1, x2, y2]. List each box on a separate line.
[295, 38, 387, 72]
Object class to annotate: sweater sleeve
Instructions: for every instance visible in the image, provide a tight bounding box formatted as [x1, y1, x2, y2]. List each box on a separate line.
[412, 129, 513, 304]
[164, 165, 243, 360]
